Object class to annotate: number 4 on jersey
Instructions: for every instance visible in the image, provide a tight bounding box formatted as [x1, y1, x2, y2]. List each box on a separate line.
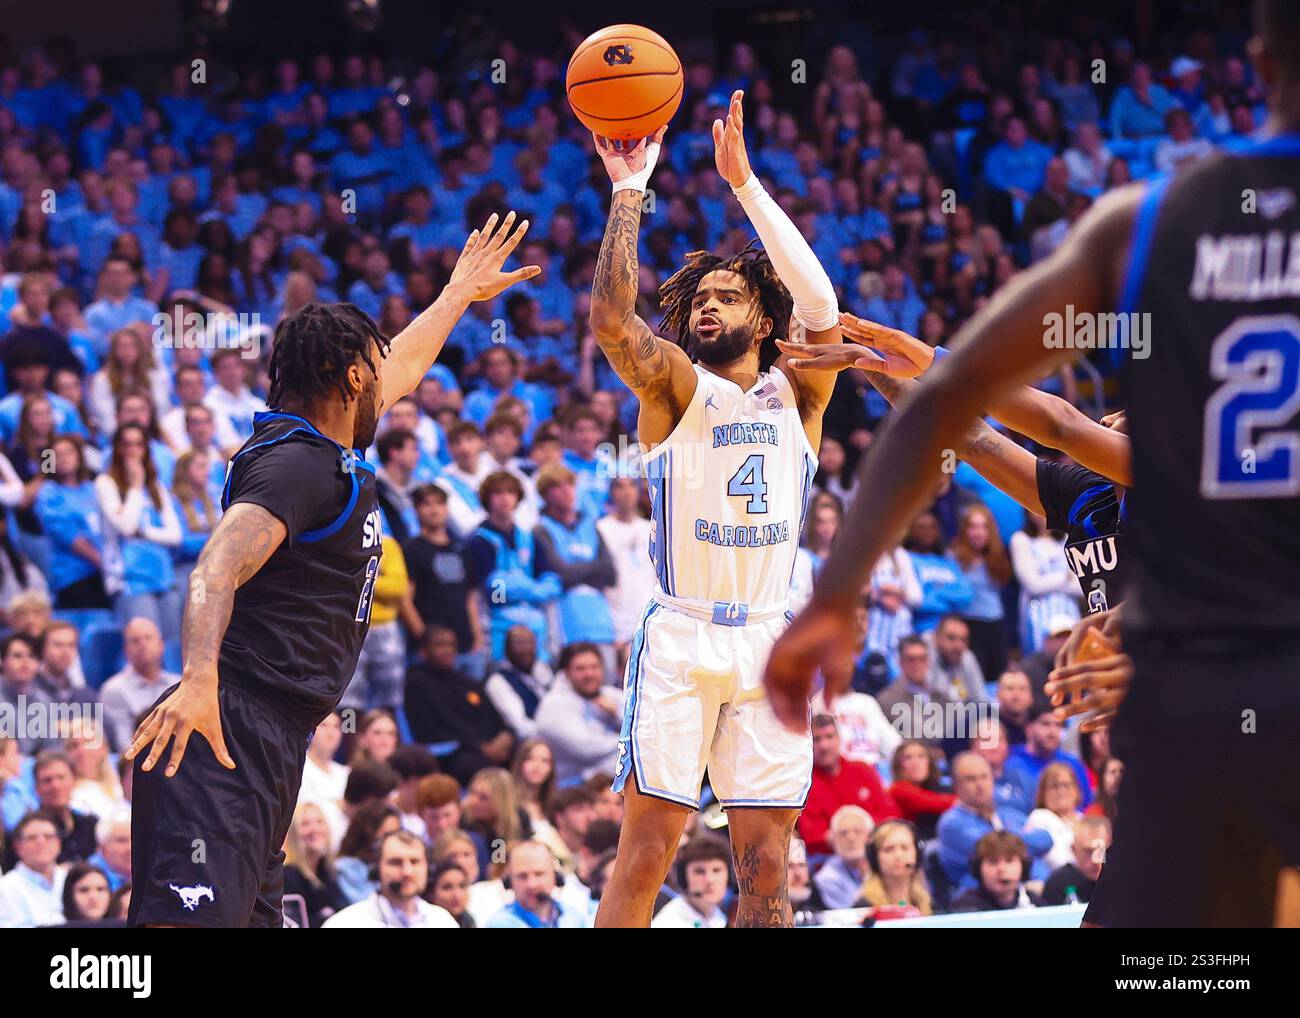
[727, 454, 769, 513]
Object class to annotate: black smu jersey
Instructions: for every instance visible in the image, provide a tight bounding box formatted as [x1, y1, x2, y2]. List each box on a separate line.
[1036, 458, 1125, 612]
[1121, 136, 1300, 637]
[218, 411, 381, 727]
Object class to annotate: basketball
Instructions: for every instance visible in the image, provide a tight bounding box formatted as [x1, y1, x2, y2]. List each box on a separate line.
[565, 24, 684, 141]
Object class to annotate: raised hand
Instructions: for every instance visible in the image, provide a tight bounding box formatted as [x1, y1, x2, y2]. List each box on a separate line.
[450, 211, 541, 302]
[712, 89, 753, 188]
[593, 127, 666, 186]
[837, 312, 936, 378]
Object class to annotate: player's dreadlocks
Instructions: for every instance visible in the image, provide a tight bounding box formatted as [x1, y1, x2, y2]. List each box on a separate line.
[268, 302, 390, 409]
[658, 238, 792, 370]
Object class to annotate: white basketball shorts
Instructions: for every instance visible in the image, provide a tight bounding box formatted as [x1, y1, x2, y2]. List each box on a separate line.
[611, 599, 813, 810]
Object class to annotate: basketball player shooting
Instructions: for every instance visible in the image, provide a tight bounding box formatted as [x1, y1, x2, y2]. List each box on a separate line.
[587, 91, 842, 927]
[121, 213, 538, 927]
[766, 0, 1300, 926]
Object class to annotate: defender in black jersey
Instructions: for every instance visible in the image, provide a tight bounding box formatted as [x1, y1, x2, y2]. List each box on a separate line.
[769, 1, 1300, 927]
[124, 213, 537, 926]
[1035, 458, 1126, 612]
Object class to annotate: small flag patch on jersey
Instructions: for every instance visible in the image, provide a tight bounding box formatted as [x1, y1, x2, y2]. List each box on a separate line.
[753, 381, 784, 412]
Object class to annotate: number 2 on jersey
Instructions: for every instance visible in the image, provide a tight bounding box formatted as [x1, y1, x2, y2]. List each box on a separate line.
[727, 454, 769, 513]
[1201, 315, 1300, 498]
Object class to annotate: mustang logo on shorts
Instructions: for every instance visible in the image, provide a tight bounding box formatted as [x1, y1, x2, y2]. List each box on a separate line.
[169, 883, 215, 911]
[614, 743, 626, 777]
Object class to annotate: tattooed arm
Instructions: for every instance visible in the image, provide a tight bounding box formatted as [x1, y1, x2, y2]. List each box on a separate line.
[589, 137, 696, 447]
[866, 373, 1046, 516]
[124, 503, 287, 776]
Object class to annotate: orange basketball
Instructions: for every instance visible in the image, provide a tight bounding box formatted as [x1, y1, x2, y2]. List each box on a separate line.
[566, 24, 683, 141]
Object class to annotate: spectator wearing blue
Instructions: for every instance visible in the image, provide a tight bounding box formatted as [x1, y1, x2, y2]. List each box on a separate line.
[35, 434, 109, 611]
[901, 511, 973, 633]
[1168, 56, 1206, 113]
[506, 152, 567, 236]
[464, 347, 552, 442]
[272, 150, 324, 215]
[85, 181, 160, 275]
[436, 421, 492, 540]
[388, 186, 442, 262]
[299, 92, 345, 160]
[861, 263, 927, 341]
[560, 408, 613, 523]
[330, 119, 392, 225]
[262, 57, 309, 129]
[504, 292, 572, 382]
[155, 209, 203, 295]
[936, 752, 1053, 891]
[347, 248, 404, 321]
[469, 471, 560, 661]
[1005, 704, 1093, 810]
[983, 116, 1054, 205]
[1108, 62, 1179, 139]
[532, 464, 616, 658]
[170, 447, 221, 594]
[198, 173, 263, 241]
[83, 257, 157, 351]
[95, 423, 182, 640]
[48, 288, 100, 376]
[516, 239, 575, 334]
[946, 503, 1011, 682]
[0, 346, 85, 445]
[114, 390, 177, 487]
[5, 394, 58, 576]
[487, 840, 589, 928]
[327, 54, 385, 119]
[973, 717, 1033, 815]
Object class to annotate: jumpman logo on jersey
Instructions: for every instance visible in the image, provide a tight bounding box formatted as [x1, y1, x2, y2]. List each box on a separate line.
[705, 393, 719, 411]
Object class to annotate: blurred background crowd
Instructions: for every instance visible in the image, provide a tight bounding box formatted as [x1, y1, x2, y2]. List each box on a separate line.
[0, 0, 1263, 926]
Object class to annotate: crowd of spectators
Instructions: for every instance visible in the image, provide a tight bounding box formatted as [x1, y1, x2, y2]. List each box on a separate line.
[0, 5, 1263, 925]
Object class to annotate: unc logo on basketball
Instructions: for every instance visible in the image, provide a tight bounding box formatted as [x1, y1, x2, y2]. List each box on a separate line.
[361, 508, 383, 550]
[602, 44, 633, 66]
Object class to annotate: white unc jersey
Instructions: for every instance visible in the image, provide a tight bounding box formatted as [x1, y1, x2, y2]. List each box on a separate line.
[643, 364, 818, 620]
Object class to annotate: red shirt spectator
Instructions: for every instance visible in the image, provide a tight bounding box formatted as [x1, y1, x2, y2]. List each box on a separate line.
[799, 714, 900, 855]
[889, 738, 958, 839]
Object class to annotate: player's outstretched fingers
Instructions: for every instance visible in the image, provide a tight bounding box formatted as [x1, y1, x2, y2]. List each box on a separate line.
[123, 707, 164, 762]
[488, 210, 517, 249]
[140, 710, 178, 773]
[496, 217, 530, 261]
[204, 719, 237, 771]
[164, 723, 193, 778]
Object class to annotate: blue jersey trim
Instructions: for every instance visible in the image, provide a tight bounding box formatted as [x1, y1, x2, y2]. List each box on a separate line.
[223, 411, 369, 541]
[1066, 482, 1112, 527]
[1117, 176, 1170, 318]
[1234, 134, 1300, 158]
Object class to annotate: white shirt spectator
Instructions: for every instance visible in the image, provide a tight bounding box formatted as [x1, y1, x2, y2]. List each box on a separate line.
[534, 673, 624, 783]
[87, 367, 173, 436]
[98, 664, 180, 752]
[1025, 808, 1079, 872]
[595, 512, 655, 644]
[321, 891, 458, 928]
[1062, 143, 1113, 192]
[94, 475, 183, 596]
[651, 894, 727, 928]
[467, 878, 512, 926]
[0, 862, 67, 927]
[297, 754, 351, 851]
[161, 404, 240, 452]
[204, 385, 268, 444]
[482, 660, 554, 740]
[811, 688, 902, 773]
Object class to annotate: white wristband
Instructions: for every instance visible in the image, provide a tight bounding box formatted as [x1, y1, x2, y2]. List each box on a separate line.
[611, 140, 662, 195]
